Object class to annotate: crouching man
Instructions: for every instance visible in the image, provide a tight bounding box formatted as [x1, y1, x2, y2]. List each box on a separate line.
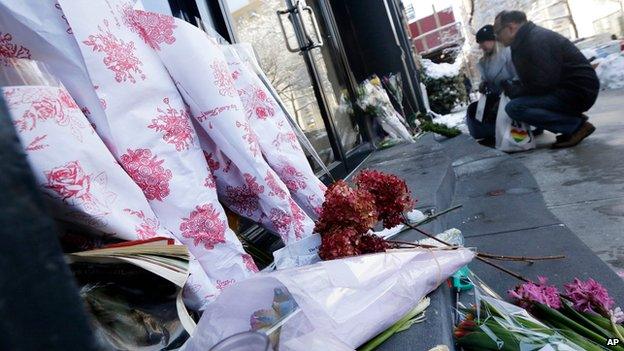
[494, 10, 599, 148]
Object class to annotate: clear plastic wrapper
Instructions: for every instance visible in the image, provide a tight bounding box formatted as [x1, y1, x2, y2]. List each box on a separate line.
[356, 77, 414, 143]
[455, 273, 605, 351]
[184, 248, 475, 350]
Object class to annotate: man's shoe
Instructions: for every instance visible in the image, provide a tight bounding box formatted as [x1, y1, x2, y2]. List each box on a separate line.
[551, 122, 595, 149]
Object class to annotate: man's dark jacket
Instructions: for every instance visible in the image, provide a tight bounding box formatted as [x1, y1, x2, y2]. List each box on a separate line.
[510, 22, 600, 111]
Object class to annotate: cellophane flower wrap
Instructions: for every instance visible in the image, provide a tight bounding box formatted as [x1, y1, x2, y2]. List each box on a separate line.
[57, 0, 257, 306]
[149, 14, 315, 244]
[455, 275, 592, 351]
[184, 248, 475, 350]
[356, 77, 413, 143]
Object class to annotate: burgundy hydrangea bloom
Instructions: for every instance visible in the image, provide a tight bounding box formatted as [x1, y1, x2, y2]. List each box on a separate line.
[564, 278, 614, 316]
[508, 276, 562, 310]
[355, 169, 415, 229]
[318, 227, 360, 260]
[314, 180, 378, 235]
[318, 227, 388, 260]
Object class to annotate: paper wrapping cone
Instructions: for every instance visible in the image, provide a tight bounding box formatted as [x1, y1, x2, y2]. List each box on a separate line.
[57, 0, 256, 306]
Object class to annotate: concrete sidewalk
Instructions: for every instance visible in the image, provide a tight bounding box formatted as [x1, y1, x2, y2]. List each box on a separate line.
[512, 88, 624, 277]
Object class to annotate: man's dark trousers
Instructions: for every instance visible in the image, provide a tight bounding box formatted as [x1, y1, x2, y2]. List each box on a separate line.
[505, 94, 584, 135]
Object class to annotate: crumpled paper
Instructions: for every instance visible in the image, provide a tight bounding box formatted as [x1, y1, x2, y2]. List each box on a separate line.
[149, 15, 315, 244]
[183, 248, 475, 350]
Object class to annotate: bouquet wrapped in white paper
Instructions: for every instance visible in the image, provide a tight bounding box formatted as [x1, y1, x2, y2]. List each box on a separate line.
[149, 14, 316, 244]
[357, 77, 413, 143]
[183, 248, 475, 350]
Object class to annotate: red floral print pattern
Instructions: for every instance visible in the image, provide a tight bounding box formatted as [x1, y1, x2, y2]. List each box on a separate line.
[0, 32, 31, 66]
[240, 85, 275, 120]
[197, 104, 238, 123]
[278, 163, 308, 192]
[268, 198, 306, 240]
[210, 60, 237, 97]
[83, 20, 146, 83]
[122, 7, 176, 51]
[204, 171, 216, 189]
[216, 279, 236, 291]
[25, 135, 49, 151]
[148, 97, 194, 151]
[272, 131, 300, 151]
[4, 87, 87, 141]
[235, 120, 260, 157]
[203, 151, 220, 172]
[265, 170, 287, 199]
[225, 173, 264, 216]
[242, 254, 259, 273]
[44, 160, 92, 201]
[179, 204, 227, 250]
[124, 208, 161, 240]
[120, 149, 172, 201]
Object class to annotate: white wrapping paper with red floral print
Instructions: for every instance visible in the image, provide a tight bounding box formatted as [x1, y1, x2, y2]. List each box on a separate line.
[2, 83, 173, 241]
[57, 0, 256, 304]
[221, 44, 326, 219]
[0, 1, 115, 152]
[148, 15, 315, 244]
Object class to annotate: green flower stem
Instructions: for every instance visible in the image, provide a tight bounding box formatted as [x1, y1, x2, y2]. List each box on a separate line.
[358, 298, 430, 351]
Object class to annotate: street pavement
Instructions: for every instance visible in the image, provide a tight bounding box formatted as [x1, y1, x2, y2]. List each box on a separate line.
[512, 88, 624, 278]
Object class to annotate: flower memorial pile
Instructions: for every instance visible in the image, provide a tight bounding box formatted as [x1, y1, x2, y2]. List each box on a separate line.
[315, 170, 414, 260]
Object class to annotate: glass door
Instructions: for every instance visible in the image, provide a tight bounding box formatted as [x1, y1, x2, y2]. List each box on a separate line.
[223, 0, 365, 175]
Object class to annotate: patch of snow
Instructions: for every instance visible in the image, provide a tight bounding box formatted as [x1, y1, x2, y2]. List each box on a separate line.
[432, 108, 468, 134]
[595, 53, 624, 90]
[421, 58, 462, 79]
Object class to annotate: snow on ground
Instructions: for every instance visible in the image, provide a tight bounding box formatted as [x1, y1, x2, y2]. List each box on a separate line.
[595, 52, 624, 90]
[421, 58, 462, 79]
[431, 107, 469, 134]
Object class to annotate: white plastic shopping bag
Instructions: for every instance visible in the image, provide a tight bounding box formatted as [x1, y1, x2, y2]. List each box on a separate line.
[475, 94, 487, 122]
[495, 94, 535, 152]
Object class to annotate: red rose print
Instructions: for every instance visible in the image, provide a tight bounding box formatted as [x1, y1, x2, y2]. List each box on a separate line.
[225, 173, 264, 216]
[122, 6, 176, 51]
[148, 97, 194, 151]
[289, 198, 306, 240]
[210, 60, 237, 97]
[32, 97, 63, 122]
[0, 32, 31, 66]
[242, 254, 259, 273]
[278, 163, 308, 192]
[265, 170, 287, 199]
[268, 198, 306, 240]
[240, 85, 275, 120]
[120, 148, 172, 201]
[44, 161, 92, 201]
[179, 204, 227, 250]
[83, 20, 146, 83]
[204, 171, 216, 189]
